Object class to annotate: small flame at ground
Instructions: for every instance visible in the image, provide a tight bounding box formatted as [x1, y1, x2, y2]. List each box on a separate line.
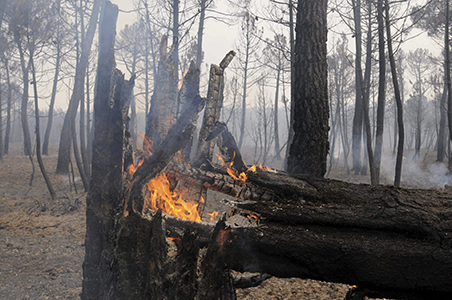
[216, 153, 248, 181]
[208, 211, 219, 221]
[145, 173, 202, 222]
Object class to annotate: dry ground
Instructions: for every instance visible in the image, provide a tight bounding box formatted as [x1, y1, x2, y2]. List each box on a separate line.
[2, 145, 405, 300]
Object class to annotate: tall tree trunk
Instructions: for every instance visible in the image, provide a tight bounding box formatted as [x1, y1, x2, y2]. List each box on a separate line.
[196, 0, 206, 69]
[4, 58, 11, 154]
[56, 0, 103, 174]
[31, 57, 55, 200]
[287, 0, 328, 177]
[43, 31, 61, 154]
[18, 52, 32, 156]
[43, 0, 61, 156]
[351, 0, 364, 175]
[81, 4, 132, 297]
[86, 63, 92, 170]
[437, 84, 447, 162]
[284, 0, 295, 169]
[0, 72, 3, 161]
[374, 0, 386, 184]
[238, 28, 250, 150]
[0, 0, 4, 160]
[274, 57, 281, 160]
[385, 0, 404, 187]
[172, 0, 179, 82]
[447, 0, 452, 170]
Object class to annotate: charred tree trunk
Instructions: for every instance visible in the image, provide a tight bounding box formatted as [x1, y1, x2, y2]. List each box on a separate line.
[351, 0, 364, 175]
[374, 0, 386, 184]
[287, 0, 328, 177]
[385, 0, 404, 187]
[145, 35, 178, 148]
[81, 3, 133, 298]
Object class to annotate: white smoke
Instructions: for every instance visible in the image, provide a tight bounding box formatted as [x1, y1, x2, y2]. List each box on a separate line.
[379, 152, 452, 189]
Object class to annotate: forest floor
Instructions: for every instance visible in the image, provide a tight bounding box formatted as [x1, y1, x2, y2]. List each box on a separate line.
[2, 144, 444, 300]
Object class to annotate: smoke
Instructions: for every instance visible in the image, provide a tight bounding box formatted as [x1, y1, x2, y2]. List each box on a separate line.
[379, 152, 452, 189]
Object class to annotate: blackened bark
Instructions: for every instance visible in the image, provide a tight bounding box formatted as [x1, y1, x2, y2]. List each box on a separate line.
[81, 3, 133, 298]
[351, 0, 364, 175]
[385, 0, 404, 187]
[374, 0, 386, 184]
[164, 165, 452, 300]
[447, 0, 452, 170]
[287, 0, 328, 177]
[194, 51, 235, 166]
[438, 84, 447, 162]
[145, 36, 178, 148]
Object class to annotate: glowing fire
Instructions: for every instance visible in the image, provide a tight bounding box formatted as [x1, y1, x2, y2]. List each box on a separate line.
[216, 153, 248, 181]
[167, 237, 181, 243]
[145, 173, 202, 222]
[259, 163, 277, 173]
[208, 211, 219, 221]
[178, 70, 189, 91]
[128, 158, 144, 176]
[248, 165, 257, 172]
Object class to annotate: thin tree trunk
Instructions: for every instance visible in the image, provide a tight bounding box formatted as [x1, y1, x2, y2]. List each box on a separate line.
[4, 58, 11, 155]
[0, 72, 3, 160]
[238, 30, 250, 150]
[284, 0, 295, 169]
[438, 85, 447, 162]
[351, 0, 364, 175]
[385, 0, 404, 187]
[31, 57, 55, 200]
[86, 64, 92, 171]
[196, 0, 206, 70]
[172, 0, 179, 82]
[447, 0, 452, 170]
[274, 58, 281, 160]
[56, 0, 103, 174]
[374, 0, 386, 184]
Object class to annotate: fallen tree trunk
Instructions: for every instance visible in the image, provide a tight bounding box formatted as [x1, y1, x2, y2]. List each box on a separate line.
[163, 163, 452, 299]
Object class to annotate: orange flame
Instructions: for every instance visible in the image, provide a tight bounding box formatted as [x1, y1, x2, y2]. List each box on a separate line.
[208, 211, 219, 221]
[248, 165, 257, 172]
[167, 237, 181, 243]
[145, 173, 202, 222]
[178, 70, 189, 91]
[216, 153, 248, 181]
[259, 163, 277, 173]
[128, 158, 145, 176]
[174, 151, 184, 164]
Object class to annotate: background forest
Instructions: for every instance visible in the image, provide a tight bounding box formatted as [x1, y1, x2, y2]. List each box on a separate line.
[0, 0, 450, 188]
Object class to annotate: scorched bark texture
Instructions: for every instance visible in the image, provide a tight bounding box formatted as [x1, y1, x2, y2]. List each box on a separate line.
[287, 0, 329, 177]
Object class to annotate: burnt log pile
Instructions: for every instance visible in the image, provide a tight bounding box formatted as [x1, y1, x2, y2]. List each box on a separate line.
[82, 2, 452, 300]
